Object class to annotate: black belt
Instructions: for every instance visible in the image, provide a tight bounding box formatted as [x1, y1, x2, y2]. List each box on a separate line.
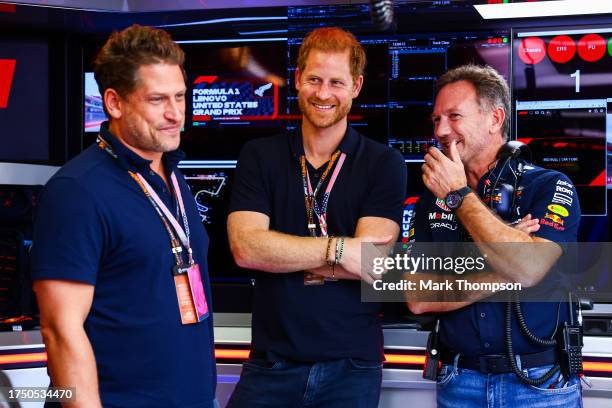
[441, 349, 558, 374]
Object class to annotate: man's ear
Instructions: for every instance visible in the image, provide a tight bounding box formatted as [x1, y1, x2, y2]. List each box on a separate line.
[295, 68, 302, 92]
[352, 75, 363, 99]
[104, 88, 123, 120]
[489, 106, 505, 135]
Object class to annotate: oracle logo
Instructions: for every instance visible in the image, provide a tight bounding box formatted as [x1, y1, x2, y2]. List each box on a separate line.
[0, 59, 17, 109]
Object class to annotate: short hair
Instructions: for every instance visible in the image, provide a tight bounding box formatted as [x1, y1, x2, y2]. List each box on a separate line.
[297, 27, 366, 82]
[93, 24, 185, 102]
[436, 64, 510, 140]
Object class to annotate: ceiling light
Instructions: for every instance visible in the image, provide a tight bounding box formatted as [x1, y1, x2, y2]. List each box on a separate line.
[474, 0, 612, 20]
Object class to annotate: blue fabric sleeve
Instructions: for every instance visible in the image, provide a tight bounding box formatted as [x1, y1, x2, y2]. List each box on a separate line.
[359, 148, 407, 226]
[31, 177, 104, 285]
[528, 173, 581, 243]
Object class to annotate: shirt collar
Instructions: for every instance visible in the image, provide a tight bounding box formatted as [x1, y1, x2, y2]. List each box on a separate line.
[289, 124, 359, 159]
[98, 121, 185, 172]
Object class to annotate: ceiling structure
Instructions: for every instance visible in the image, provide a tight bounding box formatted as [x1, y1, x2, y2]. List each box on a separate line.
[2, 0, 367, 12]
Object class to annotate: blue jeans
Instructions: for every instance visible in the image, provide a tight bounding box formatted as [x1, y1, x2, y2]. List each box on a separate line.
[226, 357, 382, 408]
[436, 355, 582, 408]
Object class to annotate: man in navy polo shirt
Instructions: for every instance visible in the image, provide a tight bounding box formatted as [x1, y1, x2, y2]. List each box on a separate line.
[226, 27, 406, 407]
[407, 65, 582, 407]
[31, 25, 216, 407]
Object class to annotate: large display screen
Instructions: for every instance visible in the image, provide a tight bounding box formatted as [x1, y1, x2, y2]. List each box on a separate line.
[514, 27, 610, 194]
[179, 41, 289, 160]
[177, 160, 256, 311]
[0, 37, 49, 163]
[515, 99, 606, 215]
[177, 160, 254, 285]
[513, 26, 611, 301]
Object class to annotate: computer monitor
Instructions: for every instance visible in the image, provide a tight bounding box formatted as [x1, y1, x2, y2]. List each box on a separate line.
[0, 37, 49, 163]
[178, 160, 255, 312]
[179, 40, 289, 160]
[513, 26, 611, 301]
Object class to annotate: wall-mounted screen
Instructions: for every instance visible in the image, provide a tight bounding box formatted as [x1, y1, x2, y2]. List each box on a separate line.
[515, 99, 606, 215]
[0, 37, 49, 163]
[179, 40, 289, 160]
[178, 160, 254, 311]
[178, 160, 253, 284]
[513, 27, 610, 194]
[514, 26, 611, 302]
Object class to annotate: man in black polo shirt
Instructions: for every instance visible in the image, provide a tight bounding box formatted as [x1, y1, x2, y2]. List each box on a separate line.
[407, 65, 582, 407]
[227, 27, 406, 407]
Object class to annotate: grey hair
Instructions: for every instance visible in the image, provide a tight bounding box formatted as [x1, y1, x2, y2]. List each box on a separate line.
[436, 64, 510, 141]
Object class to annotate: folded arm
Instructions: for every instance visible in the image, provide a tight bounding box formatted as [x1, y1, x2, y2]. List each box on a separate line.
[227, 211, 398, 281]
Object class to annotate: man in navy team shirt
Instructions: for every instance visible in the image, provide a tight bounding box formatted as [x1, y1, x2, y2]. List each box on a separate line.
[407, 65, 582, 407]
[226, 27, 406, 407]
[31, 25, 216, 407]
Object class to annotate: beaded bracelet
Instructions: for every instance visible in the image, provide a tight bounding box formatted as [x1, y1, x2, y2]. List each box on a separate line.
[335, 237, 345, 265]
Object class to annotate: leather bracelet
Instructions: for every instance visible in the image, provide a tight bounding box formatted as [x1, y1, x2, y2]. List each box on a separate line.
[326, 236, 335, 267]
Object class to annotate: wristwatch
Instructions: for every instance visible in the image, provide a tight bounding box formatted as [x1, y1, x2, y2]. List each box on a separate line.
[445, 186, 472, 210]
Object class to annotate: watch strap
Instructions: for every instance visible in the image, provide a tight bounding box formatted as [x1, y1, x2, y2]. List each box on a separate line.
[456, 186, 472, 198]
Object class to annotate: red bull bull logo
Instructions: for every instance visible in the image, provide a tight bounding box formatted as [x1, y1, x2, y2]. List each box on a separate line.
[544, 212, 564, 225]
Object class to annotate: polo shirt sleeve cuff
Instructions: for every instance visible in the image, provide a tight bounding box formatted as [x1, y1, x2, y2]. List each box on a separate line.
[31, 268, 97, 285]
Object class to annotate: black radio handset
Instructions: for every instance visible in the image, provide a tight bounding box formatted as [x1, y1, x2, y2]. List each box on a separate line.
[557, 294, 584, 378]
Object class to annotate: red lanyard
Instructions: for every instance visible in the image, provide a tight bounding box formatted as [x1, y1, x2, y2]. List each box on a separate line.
[300, 151, 346, 237]
[97, 135, 194, 266]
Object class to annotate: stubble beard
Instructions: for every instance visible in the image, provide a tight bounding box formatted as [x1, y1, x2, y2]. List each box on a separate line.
[299, 96, 351, 129]
[125, 118, 181, 154]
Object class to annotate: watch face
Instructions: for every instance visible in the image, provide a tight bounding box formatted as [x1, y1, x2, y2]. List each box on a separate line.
[446, 192, 461, 209]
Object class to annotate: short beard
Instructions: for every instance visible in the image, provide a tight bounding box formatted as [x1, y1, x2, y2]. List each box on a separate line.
[125, 120, 178, 154]
[299, 97, 351, 129]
